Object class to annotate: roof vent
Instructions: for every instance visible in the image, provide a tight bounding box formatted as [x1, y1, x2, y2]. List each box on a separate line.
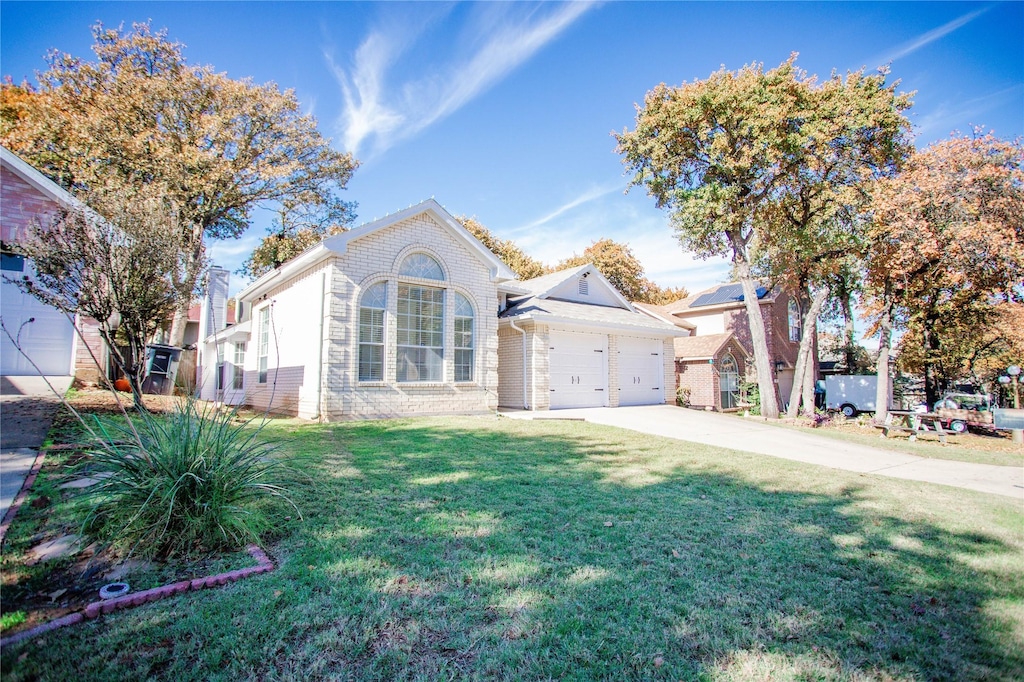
[578, 276, 589, 296]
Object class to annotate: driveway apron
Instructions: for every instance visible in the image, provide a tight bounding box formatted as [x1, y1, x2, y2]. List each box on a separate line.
[1, 376, 73, 520]
[502, 404, 1024, 500]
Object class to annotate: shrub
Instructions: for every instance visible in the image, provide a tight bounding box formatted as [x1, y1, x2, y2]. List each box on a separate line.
[676, 386, 691, 407]
[80, 399, 296, 559]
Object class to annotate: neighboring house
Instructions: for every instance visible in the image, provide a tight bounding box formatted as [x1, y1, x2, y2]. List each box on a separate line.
[0, 147, 105, 380]
[497, 265, 687, 410]
[638, 282, 811, 411]
[198, 199, 686, 419]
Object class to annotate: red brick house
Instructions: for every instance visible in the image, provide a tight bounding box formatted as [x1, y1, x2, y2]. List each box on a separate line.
[638, 282, 814, 411]
[1, 146, 105, 380]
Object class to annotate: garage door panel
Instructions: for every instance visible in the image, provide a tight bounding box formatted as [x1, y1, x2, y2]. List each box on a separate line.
[1, 269, 75, 376]
[618, 337, 664, 406]
[549, 330, 607, 409]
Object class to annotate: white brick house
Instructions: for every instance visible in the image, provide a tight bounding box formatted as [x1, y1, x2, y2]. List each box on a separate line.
[199, 199, 685, 419]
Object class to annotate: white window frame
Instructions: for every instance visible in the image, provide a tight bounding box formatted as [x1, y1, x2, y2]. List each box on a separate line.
[233, 342, 246, 390]
[453, 292, 475, 383]
[257, 306, 270, 384]
[358, 282, 387, 382]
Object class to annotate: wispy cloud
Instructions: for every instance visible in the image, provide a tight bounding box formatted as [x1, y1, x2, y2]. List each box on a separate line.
[874, 6, 990, 65]
[913, 84, 1024, 141]
[329, 2, 595, 158]
[513, 183, 622, 233]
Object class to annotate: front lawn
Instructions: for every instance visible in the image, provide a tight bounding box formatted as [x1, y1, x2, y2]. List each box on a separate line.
[3, 415, 1022, 680]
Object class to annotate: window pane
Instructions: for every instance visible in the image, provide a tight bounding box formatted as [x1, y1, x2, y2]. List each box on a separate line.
[399, 253, 445, 280]
[454, 349, 474, 382]
[359, 344, 384, 381]
[396, 346, 442, 382]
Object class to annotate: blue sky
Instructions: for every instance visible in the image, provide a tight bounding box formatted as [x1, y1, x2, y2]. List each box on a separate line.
[2, 1, 1022, 300]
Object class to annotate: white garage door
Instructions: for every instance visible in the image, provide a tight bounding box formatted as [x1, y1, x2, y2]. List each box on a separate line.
[618, 336, 665, 406]
[1, 255, 75, 376]
[549, 330, 607, 409]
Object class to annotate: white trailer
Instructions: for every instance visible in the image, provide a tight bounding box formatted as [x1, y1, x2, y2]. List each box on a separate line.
[825, 375, 888, 417]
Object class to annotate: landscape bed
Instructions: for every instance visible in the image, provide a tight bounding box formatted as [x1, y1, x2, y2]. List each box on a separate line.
[2, 409, 1022, 680]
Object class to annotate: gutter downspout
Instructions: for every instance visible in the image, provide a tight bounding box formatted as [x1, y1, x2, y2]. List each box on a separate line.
[508, 318, 529, 410]
[313, 271, 327, 421]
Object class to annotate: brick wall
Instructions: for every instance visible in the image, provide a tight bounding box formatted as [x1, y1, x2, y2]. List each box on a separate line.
[318, 213, 501, 420]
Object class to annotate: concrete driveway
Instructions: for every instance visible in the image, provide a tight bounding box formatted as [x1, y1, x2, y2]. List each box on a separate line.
[502, 404, 1024, 500]
[1, 375, 73, 521]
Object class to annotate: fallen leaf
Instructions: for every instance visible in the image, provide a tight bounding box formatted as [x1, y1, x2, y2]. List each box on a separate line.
[604, 521, 613, 527]
[672, 549, 681, 558]
[48, 588, 67, 602]
[653, 656, 664, 667]
[273, 590, 283, 598]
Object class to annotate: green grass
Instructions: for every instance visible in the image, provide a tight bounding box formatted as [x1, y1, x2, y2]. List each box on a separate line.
[765, 417, 1024, 467]
[3, 415, 1022, 681]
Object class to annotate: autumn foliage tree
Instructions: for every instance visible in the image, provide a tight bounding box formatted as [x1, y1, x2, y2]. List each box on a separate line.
[864, 132, 1024, 407]
[458, 217, 546, 280]
[1, 22, 358, 345]
[617, 55, 911, 418]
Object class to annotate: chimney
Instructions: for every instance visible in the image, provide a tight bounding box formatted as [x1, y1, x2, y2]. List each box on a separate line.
[198, 266, 230, 343]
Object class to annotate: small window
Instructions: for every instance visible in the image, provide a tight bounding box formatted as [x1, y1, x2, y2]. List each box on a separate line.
[453, 293, 474, 382]
[399, 253, 445, 280]
[358, 282, 387, 382]
[578, 276, 589, 296]
[233, 342, 246, 390]
[257, 307, 270, 384]
[788, 299, 801, 342]
[720, 353, 739, 409]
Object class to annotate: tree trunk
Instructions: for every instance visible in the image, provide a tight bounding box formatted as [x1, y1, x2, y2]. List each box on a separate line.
[168, 223, 208, 347]
[841, 287, 856, 372]
[736, 268, 779, 419]
[168, 301, 190, 347]
[874, 292, 893, 422]
[786, 285, 828, 418]
[923, 321, 942, 407]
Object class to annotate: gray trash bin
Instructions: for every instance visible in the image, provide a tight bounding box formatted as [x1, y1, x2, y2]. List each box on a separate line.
[142, 344, 182, 395]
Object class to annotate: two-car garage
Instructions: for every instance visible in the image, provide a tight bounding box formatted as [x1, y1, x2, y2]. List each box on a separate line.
[547, 330, 666, 409]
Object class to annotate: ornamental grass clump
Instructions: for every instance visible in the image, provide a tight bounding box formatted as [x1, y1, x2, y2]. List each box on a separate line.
[80, 399, 296, 559]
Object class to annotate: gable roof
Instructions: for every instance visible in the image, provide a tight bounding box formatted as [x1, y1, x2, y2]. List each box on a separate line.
[673, 333, 748, 360]
[514, 263, 635, 310]
[238, 198, 518, 301]
[501, 265, 687, 336]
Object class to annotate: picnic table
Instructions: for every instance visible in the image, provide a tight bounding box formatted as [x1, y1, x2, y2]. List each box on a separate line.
[876, 410, 948, 444]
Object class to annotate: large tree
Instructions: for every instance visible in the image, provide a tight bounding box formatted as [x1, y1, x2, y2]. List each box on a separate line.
[616, 55, 911, 418]
[864, 132, 1024, 406]
[556, 238, 688, 304]
[5, 185, 186, 409]
[1, 22, 358, 345]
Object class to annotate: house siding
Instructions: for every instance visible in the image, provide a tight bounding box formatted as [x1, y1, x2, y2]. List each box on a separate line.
[245, 263, 330, 418]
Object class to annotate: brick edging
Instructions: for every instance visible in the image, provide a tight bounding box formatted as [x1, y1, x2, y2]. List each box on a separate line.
[0, 449, 47, 547]
[0, 544, 275, 647]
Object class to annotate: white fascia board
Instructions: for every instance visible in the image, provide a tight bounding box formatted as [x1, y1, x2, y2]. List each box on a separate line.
[499, 312, 689, 337]
[323, 198, 518, 283]
[203, 319, 252, 346]
[235, 244, 331, 302]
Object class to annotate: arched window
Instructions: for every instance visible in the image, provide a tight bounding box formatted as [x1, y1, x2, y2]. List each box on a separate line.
[453, 293, 474, 382]
[358, 282, 387, 381]
[720, 353, 739, 409]
[399, 253, 445, 280]
[788, 299, 802, 342]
